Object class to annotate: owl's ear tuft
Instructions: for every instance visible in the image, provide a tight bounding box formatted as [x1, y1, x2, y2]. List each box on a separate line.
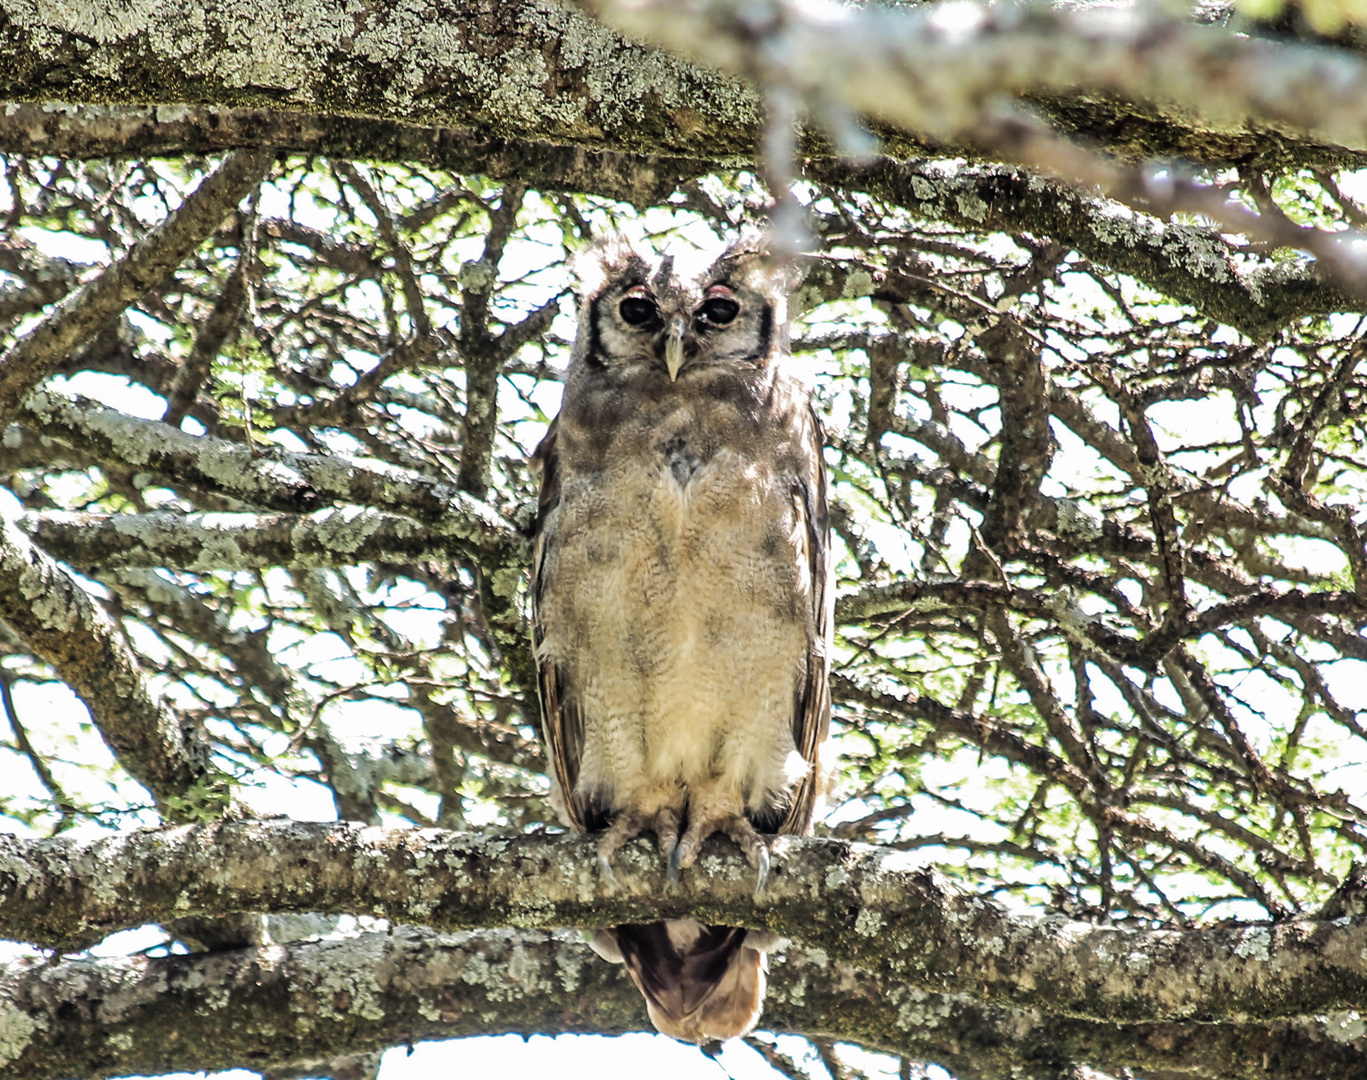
[713, 232, 802, 296]
[573, 234, 652, 302]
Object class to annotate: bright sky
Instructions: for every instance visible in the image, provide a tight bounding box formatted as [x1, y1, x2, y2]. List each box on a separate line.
[127, 1035, 942, 1080]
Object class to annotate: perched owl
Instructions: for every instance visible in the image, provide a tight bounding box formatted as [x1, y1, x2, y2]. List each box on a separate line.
[530, 235, 832, 1043]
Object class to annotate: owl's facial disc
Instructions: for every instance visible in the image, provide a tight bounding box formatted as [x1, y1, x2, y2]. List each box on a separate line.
[599, 278, 764, 380]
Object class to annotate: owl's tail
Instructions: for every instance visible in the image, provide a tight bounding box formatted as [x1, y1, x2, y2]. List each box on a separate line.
[592, 920, 775, 1043]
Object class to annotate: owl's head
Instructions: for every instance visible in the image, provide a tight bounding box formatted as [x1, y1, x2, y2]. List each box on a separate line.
[573, 235, 792, 381]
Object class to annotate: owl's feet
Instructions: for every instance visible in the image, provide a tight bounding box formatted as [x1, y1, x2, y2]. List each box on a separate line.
[596, 805, 682, 890]
[667, 811, 771, 899]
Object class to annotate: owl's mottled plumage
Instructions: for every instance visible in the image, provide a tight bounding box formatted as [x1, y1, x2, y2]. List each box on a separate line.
[531, 235, 831, 1043]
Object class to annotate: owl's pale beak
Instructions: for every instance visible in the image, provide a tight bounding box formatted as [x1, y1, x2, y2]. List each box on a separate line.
[663, 314, 687, 381]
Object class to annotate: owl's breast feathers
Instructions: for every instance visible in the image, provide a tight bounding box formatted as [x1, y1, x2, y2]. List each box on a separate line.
[536, 363, 821, 804]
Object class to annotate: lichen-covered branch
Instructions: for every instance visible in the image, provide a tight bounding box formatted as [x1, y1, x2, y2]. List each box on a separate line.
[0, 104, 716, 210]
[4, 0, 1367, 173]
[22, 506, 525, 573]
[1, 821, 1365, 1026]
[0, 106, 1348, 339]
[2, 927, 1364, 1080]
[803, 157, 1339, 340]
[21, 388, 525, 533]
[578, 0, 1367, 159]
[0, 0, 759, 160]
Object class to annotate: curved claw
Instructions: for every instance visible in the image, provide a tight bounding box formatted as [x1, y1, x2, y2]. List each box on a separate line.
[655, 808, 681, 869]
[665, 842, 685, 892]
[597, 851, 622, 892]
[751, 842, 771, 900]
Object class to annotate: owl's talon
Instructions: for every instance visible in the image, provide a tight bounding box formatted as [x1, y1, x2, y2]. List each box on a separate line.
[665, 843, 685, 891]
[655, 806, 681, 868]
[597, 852, 622, 891]
[720, 819, 772, 897]
[667, 808, 775, 898]
[751, 843, 771, 900]
[597, 808, 648, 890]
[598, 804, 686, 891]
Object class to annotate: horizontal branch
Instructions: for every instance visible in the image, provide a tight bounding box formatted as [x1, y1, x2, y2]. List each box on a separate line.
[582, 0, 1367, 158]
[806, 157, 1347, 340]
[36, 499, 1352, 660]
[0, 104, 711, 207]
[0, 0, 759, 161]
[0, 106, 1345, 338]
[22, 504, 526, 572]
[837, 578, 1367, 667]
[2, 0, 1365, 173]
[3, 926, 1364, 1080]
[1, 821, 1365, 1025]
[21, 388, 525, 533]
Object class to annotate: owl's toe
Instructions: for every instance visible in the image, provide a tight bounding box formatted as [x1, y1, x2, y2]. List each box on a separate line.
[596, 808, 648, 891]
[747, 839, 772, 899]
[653, 805, 682, 865]
[597, 850, 622, 891]
[598, 805, 685, 891]
[671, 812, 772, 899]
[722, 818, 771, 899]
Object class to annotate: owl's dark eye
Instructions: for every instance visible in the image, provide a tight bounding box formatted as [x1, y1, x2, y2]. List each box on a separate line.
[699, 296, 740, 325]
[619, 296, 657, 326]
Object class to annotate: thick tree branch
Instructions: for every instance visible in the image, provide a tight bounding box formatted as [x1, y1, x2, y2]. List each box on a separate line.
[2, 927, 1364, 1080]
[22, 506, 523, 572]
[0, 1, 760, 160]
[0, 105, 1347, 339]
[2, 821, 1365, 1025]
[802, 157, 1345, 340]
[578, 0, 1367, 158]
[0, 105, 713, 206]
[4, 0, 1367, 174]
[20, 388, 525, 533]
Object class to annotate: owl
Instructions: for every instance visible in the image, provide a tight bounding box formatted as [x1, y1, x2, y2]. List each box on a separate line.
[530, 235, 832, 1043]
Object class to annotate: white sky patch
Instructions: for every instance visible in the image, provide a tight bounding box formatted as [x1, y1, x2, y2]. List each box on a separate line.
[17, 225, 105, 265]
[52, 372, 169, 420]
[237, 770, 339, 821]
[375, 1032, 788, 1080]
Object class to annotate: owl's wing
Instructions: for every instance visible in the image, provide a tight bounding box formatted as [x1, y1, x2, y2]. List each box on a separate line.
[530, 419, 589, 832]
[779, 406, 833, 836]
